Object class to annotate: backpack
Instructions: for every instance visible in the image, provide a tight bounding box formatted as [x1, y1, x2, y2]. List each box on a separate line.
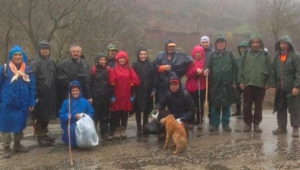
[1, 63, 7, 83]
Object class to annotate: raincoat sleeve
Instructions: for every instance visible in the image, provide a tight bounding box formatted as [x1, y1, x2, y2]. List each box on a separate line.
[230, 52, 237, 84]
[265, 53, 272, 86]
[155, 92, 168, 110]
[129, 68, 140, 86]
[238, 51, 246, 84]
[270, 55, 277, 88]
[109, 68, 116, 85]
[185, 62, 197, 78]
[204, 52, 213, 71]
[293, 54, 300, 88]
[85, 101, 94, 118]
[59, 100, 76, 123]
[180, 92, 195, 122]
[28, 69, 36, 107]
[57, 63, 71, 89]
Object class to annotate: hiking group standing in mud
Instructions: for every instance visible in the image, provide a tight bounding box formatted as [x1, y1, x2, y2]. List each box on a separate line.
[1, 33, 300, 159]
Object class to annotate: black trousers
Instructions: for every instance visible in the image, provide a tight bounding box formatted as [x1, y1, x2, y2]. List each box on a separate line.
[235, 86, 244, 112]
[93, 102, 110, 136]
[190, 90, 206, 124]
[36, 120, 49, 138]
[136, 111, 151, 130]
[113, 111, 129, 128]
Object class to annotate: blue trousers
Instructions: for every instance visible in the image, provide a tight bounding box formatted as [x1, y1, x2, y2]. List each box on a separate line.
[211, 106, 231, 126]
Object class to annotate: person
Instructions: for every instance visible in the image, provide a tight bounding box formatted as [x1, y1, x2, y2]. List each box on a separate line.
[232, 41, 248, 119]
[238, 33, 272, 132]
[185, 45, 206, 129]
[132, 47, 156, 136]
[59, 81, 94, 148]
[107, 43, 118, 68]
[155, 76, 195, 136]
[57, 45, 92, 107]
[153, 39, 193, 103]
[200, 36, 214, 59]
[109, 51, 140, 138]
[270, 35, 300, 137]
[29, 41, 58, 147]
[0, 45, 36, 159]
[91, 53, 112, 140]
[204, 35, 237, 132]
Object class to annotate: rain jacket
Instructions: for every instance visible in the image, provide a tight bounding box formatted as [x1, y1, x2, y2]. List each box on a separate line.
[107, 43, 118, 68]
[235, 41, 248, 84]
[60, 81, 94, 148]
[131, 47, 156, 113]
[0, 45, 36, 133]
[57, 53, 92, 107]
[155, 76, 195, 122]
[109, 51, 140, 111]
[153, 39, 193, 100]
[91, 53, 111, 104]
[202, 44, 214, 60]
[204, 35, 237, 107]
[270, 35, 300, 113]
[185, 45, 206, 92]
[238, 33, 272, 88]
[29, 41, 59, 120]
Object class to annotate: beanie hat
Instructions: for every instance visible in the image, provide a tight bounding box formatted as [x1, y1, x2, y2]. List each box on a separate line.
[200, 36, 210, 43]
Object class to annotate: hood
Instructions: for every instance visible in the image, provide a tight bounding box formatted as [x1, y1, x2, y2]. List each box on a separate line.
[215, 35, 227, 50]
[115, 51, 129, 67]
[248, 33, 264, 49]
[107, 43, 118, 51]
[69, 80, 82, 98]
[8, 45, 28, 63]
[38, 41, 51, 57]
[237, 41, 248, 55]
[164, 39, 176, 52]
[94, 52, 108, 66]
[275, 35, 295, 52]
[191, 45, 205, 60]
[136, 46, 149, 62]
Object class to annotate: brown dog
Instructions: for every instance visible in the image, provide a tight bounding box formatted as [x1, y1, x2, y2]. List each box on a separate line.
[160, 115, 187, 154]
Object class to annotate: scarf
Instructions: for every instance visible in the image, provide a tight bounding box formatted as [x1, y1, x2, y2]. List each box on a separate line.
[9, 61, 30, 83]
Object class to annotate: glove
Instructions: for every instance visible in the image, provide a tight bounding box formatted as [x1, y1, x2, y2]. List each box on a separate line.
[152, 110, 159, 119]
[130, 96, 134, 102]
[111, 96, 116, 102]
[176, 118, 183, 125]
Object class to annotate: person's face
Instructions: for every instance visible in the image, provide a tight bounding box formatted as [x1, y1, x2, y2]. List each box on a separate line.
[195, 52, 202, 59]
[251, 38, 261, 51]
[167, 46, 175, 54]
[70, 47, 82, 59]
[170, 82, 179, 93]
[216, 40, 226, 50]
[40, 48, 50, 57]
[239, 47, 246, 53]
[12, 53, 23, 64]
[139, 50, 147, 61]
[71, 88, 80, 98]
[118, 57, 126, 65]
[280, 41, 289, 51]
[108, 50, 117, 58]
[201, 41, 210, 49]
[99, 57, 107, 66]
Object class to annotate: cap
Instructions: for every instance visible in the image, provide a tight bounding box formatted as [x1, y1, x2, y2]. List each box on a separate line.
[200, 36, 210, 43]
[170, 79, 180, 84]
[71, 84, 80, 90]
[167, 43, 176, 47]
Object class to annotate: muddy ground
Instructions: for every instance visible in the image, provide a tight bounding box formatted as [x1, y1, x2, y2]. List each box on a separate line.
[1, 110, 300, 170]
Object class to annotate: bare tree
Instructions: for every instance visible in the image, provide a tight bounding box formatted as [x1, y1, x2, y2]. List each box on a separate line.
[255, 0, 300, 41]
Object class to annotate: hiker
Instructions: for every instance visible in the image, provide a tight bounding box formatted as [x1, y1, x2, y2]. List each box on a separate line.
[238, 33, 272, 133]
[109, 51, 140, 138]
[270, 35, 300, 137]
[60, 81, 94, 148]
[29, 41, 58, 147]
[0, 45, 36, 158]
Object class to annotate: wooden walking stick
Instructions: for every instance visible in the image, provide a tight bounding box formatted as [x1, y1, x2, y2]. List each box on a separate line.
[68, 93, 74, 166]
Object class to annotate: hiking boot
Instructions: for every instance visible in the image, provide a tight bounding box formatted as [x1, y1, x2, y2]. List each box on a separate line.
[292, 127, 299, 137]
[13, 142, 29, 153]
[272, 127, 287, 135]
[209, 125, 219, 132]
[114, 127, 121, 139]
[237, 113, 244, 119]
[44, 135, 56, 143]
[254, 125, 262, 133]
[137, 129, 143, 137]
[244, 124, 252, 132]
[2, 146, 12, 159]
[38, 137, 53, 147]
[120, 126, 127, 138]
[232, 111, 241, 117]
[223, 125, 232, 132]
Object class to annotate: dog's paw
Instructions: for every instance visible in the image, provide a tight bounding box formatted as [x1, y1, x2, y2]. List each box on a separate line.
[173, 151, 178, 154]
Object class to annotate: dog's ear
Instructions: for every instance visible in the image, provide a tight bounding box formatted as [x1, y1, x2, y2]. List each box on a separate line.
[160, 117, 166, 124]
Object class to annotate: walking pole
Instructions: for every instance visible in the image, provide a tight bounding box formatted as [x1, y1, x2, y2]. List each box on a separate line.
[197, 76, 201, 126]
[68, 93, 74, 166]
[204, 76, 208, 120]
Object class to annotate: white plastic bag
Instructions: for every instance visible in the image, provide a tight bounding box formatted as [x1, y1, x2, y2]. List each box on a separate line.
[75, 114, 99, 148]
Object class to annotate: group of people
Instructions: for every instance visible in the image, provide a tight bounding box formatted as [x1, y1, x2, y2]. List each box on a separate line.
[0, 32, 299, 159]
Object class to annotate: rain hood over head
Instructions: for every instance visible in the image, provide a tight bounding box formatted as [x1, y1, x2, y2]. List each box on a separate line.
[9, 45, 28, 63]
[275, 35, 296, 52]
[69, 80, 82, 98]
[94, 52, 107, 66]
[115, 51, 129, 67]
[248, 33, 264, 49]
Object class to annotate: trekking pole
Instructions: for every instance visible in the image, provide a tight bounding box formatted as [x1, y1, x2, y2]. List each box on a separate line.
[197, 77, 201, 126]
[68, 93, 73, 166]
[204, 76, 208, 120]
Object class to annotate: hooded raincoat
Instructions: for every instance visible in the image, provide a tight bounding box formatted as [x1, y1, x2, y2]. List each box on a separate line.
[0, 45, 36, 133]
[29, 41, 59, 120]
[270, 35, 300, 113]
[109, 51, 140, 111]
[59, 81, 94, 148]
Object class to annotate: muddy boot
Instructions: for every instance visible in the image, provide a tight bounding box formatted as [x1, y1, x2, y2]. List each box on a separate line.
[237, 113, 244, 119]
[223, 125, 232, 132]
[209, 125, 219, 132]
[121, 126, 127, 138]
[243, 124, 251, 132]
[272, 127, 287, 135]
[136, 127, 143, 137]
[114, 127, 121, 139]
[44, 135, 56, 143]
[254, 125, 262, 133]
[292, 127, 299, 137]
[13, 141, 29, 153]
[38, 137, 53, 147]
[2, 146, 12, 159]
[232, 111, 241, 117]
